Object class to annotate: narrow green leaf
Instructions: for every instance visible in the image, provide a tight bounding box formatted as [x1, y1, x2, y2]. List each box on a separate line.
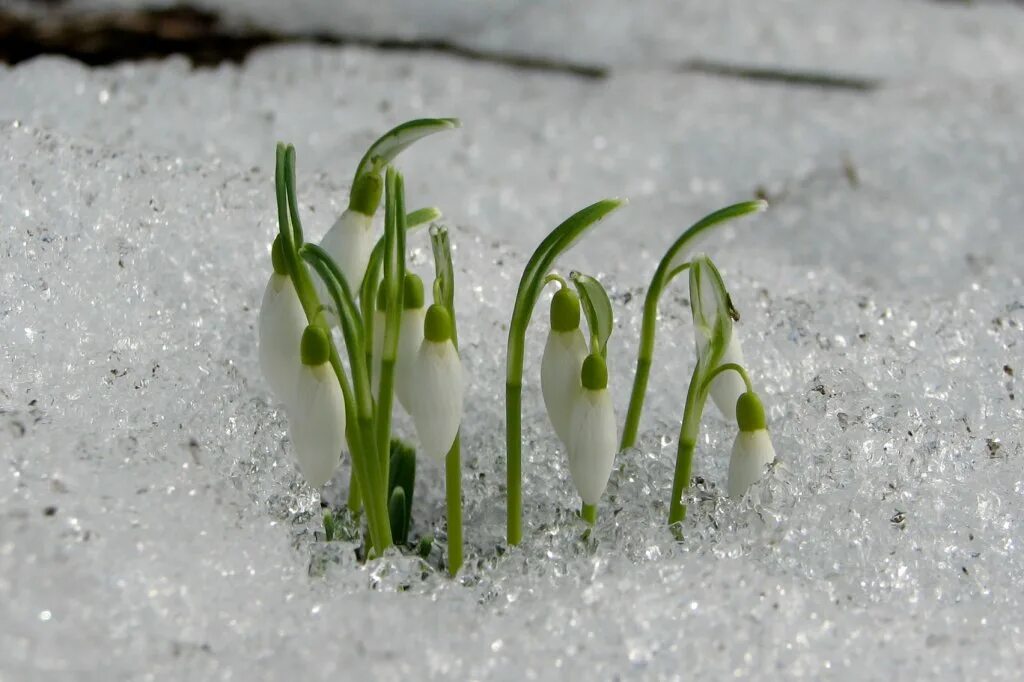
[429, 224, 458, 350]
[352, 118, 461, 187]
[407, 206, 442, 229]
[570, 271, 614, 357]
[663, 200, 767, 280]
[688, 255, 733, 372]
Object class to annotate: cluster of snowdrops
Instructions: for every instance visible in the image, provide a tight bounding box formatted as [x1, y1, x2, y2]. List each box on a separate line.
[258, 119, 776, 575]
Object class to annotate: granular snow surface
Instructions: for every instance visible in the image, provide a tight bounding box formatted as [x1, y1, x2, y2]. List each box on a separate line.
[2, 6, 1023, 680]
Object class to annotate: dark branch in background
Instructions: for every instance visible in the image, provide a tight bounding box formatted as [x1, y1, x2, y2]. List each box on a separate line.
[0, 4, 886, 92]
[681, 58, 880, 92]
[0, 5, 607, 77]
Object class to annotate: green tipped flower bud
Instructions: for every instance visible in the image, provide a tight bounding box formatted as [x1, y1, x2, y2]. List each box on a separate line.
[403, 273, 425, 310]
[735, 391, 767, 432]
[424, 304, 453, 343]
[348, 171, 383, 216]
[581, 353, 608, 391]
[550, 287, 581, 332]
[271, 235, 288, 275]
[300, 325, 331, 366]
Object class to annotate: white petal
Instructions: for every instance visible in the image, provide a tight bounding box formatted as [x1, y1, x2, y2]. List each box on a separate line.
[405, 340, 463, 461]
[316, 210, 376, 322]
[727, 429, 776, 498]
[541, 328, 589, 445]
[258, 273, 307, 406]
[393, 307, 426, 412]
[708, 334, 746, 422]
[288, 363, 346, 488]
[566, 388, 618, 505]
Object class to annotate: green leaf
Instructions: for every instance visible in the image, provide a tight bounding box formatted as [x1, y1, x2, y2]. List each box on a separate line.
[570, 271, 614, 357]
[663, 200, 767, 284]
[429, 226, 456, 322]
[406, 206, 442, 229]
[352, 119, 461, 187]
[688, 255, 733, 371]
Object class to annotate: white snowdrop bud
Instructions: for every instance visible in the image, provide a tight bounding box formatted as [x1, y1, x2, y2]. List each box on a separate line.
[258, 236, 307, 406]
[404, 304, 463, 461]
[316, 172, 383, 312]
[288, 325, 346, 488]
[567, 354, 618, 505]
[727, 391, 776, 498]
[708, 333, 747, 422]
[541, 287, 588, 445]
[392, 274, 426, 412]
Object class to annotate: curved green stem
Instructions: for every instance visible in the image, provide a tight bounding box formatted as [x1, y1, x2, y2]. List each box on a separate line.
[505, 198, 626, 546]
[668, 364, 707, 527]
[700, 362, 753, 395]
[620, 200, 766, 450]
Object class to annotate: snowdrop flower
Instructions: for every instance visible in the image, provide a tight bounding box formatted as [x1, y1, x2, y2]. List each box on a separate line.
[689, 254, 745, 421]
[567, 354, 617, 505]
[259, 236, 307, 406]
[541, 287, 589, 445]
[708, 333, 746, 422]
[403, 304, 463, 461]
[287, 325, 346, 488]
[727, 391, 776, 498]
[318, 171, 382, 300]
[392, 274, 426, 411]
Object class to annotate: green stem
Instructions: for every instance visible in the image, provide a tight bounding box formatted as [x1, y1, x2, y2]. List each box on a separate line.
[506, 381, 523, 546]
[376, 169, 407, 489]
[581, 503, 597, 525]
[346, 465, 362, 513]
[668, 364, 708, 526]
[700, 362, 754, 395]
[620, 356, 651, 450]
[445, 434, 463, 576]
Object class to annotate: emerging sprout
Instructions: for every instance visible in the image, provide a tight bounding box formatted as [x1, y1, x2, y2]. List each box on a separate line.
[727, 391, 776, 497]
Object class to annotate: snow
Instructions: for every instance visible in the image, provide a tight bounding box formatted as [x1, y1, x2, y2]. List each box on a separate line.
[2, 3, 1023, 679]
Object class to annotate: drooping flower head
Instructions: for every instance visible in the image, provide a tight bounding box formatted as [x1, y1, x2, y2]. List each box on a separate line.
[689, 255, 746, 419]
[541, 286, 589, 446]
[567, 353, 618, 506]
[403, 304, 463, 461]
[727, 391, 776, 498]
[317, 171, 383, 313]
[288, 324, 346, 489]
[259, 235, 307, 406]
